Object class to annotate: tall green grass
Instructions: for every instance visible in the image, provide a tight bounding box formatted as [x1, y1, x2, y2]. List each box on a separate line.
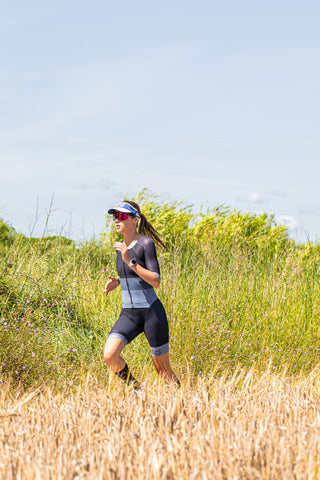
[1, 191, 320, 390]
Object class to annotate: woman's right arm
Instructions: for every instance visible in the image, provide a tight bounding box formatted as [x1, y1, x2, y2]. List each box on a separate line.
[103, 276, 120, 296]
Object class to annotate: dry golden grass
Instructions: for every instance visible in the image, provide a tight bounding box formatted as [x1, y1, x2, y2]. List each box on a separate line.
[1, 371, 320, 480]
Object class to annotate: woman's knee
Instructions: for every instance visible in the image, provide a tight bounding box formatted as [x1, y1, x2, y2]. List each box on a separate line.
[103, 347, 117, 365]
[103, 337, 125, 366]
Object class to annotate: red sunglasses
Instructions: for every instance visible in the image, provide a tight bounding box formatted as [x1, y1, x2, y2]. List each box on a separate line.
[113, 212, 132, 221]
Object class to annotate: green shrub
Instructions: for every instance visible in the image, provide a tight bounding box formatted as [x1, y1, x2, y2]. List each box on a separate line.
[1, 191, 320, 390]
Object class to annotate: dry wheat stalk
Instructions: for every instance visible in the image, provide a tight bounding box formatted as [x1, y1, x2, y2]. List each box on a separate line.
[1, 371, 320, 480]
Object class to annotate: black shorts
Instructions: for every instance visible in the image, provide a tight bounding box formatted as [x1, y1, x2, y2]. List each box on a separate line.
[108, 299, 169, 357]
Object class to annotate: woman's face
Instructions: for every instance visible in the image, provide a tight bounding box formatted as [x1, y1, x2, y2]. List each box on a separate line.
[114, 213, 138, 235]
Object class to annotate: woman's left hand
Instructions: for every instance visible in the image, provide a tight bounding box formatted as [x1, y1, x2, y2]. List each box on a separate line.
[114, 242, 131, 264]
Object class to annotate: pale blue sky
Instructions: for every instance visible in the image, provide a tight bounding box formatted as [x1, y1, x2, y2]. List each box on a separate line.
[0, 0, 319, 242]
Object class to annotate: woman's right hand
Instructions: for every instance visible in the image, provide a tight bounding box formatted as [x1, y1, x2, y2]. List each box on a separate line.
[103, 276, 120, 296]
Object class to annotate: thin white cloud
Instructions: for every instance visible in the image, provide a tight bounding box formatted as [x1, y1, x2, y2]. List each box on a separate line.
[236, 192, 266, 204]
[266, 189, 288, 197]
[276, 215, 298, 231]
[0, 16, 27, 31]
[0, 47, 190, 146]
[76, 178, 115, 191]
[299, 204, 319, 215]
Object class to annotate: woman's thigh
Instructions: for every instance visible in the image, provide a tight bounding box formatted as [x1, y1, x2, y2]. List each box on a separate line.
[108, 309, 144, 344]
[144, 300, 169, 353]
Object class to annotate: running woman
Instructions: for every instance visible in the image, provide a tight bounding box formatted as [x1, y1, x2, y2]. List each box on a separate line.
[103, 200, 179, 387]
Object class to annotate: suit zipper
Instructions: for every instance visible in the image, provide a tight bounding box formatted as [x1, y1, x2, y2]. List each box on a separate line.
[124, 262, 133, 307]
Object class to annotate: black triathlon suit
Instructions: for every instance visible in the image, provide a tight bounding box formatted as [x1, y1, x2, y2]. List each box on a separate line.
[108, 235, 169, 357]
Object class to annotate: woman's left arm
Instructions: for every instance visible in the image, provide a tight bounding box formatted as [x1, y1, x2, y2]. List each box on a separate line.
[128, 262, 160, 288]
